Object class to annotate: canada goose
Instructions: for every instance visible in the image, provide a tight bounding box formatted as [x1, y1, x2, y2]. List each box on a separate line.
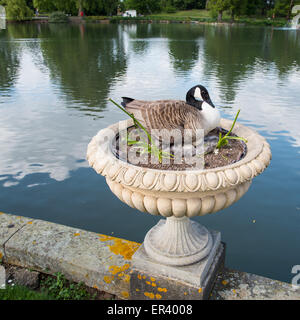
[121, 85, 220, 147]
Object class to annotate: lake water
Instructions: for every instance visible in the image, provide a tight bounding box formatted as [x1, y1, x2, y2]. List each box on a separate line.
[0, 23, 299, 284]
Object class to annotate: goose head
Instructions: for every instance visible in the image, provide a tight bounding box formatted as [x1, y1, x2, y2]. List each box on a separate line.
[186, 85, 215, 110]
[186, 85, 220, 134]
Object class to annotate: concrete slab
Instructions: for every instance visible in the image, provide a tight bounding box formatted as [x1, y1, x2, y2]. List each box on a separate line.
[211, 268, 300, 300]
[0, 212, 31, 260]
[4, 217, 140, 299]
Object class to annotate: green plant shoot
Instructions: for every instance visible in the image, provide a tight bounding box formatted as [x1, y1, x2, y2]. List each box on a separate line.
[216, 109, 247, 149]
[108, 98, 173, 163]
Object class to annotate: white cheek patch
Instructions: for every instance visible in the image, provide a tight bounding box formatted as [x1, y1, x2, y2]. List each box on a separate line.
[194, 87, 201, 100]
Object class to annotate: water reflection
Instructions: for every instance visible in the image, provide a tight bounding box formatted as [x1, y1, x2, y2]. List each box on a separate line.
[39, 23, 128, 113]
[0, 23, 299, 283]
[0, 30, 20, 96]
[261, 28, 300, 78]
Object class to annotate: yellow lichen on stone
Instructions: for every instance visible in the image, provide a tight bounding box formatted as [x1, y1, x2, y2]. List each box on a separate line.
[0, 252, 3, 259]
[93, 284, 99, 289]
[232, 289, 237, 294]
[222, 280, 228, 285]
[99, 234, 140, 260]
[32, 240, 37, 245]
[109, 265, 122, 275]
[158, 287, 167, 292]
[184, 292, 188, 295]
[121, 264, 130, 271]
[27, 221, 33, 225]
[108, 264, 131, 285]
[144, 292, 155, 299]
[121, 291, 129, 298]
[109, 264, 130, 276]
[0, 212, 3, 215]
[73, 233, 80, 236]
[98, 234, 115, 242]
[156, 294, 162, 299]
[109, 239, 140, 260]
[104, 275, 113, 284]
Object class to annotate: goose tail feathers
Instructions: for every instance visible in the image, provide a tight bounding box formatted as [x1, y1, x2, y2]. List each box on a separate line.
[121, 97, 134, 107]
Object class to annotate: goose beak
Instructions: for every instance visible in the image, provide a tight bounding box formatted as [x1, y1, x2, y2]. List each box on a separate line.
[207, 98, 215, 108]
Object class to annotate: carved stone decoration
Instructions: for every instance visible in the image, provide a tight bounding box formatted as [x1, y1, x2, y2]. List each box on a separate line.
[87, 118, 271, 267]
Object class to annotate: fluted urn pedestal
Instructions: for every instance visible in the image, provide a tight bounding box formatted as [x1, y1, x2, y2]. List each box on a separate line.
[87, 118, 271, 297]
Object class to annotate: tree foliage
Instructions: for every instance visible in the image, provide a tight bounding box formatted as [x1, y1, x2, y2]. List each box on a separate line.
[32, 0, 119, 15]
[171, 0, 206, 10]
[206, 0, 229, 21]
[0, 0, 33, 20]
[124, 0, 161, 14]
[227, 0, 247, 20]
[274, 0, 300, 19]
[32, 0, 56, 12]
[1, 0, 299, 20]
[205, 0, 298, 21]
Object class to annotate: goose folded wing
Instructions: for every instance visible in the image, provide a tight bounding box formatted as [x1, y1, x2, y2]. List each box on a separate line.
[125, 100, 185, 131]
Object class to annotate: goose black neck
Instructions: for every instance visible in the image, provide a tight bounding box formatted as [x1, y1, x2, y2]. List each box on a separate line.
[186, 95, 203, 110]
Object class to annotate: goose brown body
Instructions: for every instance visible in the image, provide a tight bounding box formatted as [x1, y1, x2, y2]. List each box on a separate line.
[122, 85, 220, 146]
[124, 99, 209, 144]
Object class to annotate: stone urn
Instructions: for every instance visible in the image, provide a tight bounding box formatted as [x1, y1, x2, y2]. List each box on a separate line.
[87, 118, 271, 291]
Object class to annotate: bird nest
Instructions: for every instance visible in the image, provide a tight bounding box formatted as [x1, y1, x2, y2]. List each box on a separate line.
[112, 126, 247, 171]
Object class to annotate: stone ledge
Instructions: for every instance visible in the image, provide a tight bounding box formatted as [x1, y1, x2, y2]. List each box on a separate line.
[0, 212, 139, 299]
[0, 212, 299, 300]
[210, 268, 300, 300]
[0, 212, 32, 261]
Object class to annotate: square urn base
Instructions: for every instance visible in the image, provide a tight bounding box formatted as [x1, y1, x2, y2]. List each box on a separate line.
[130, 229, 225, 300]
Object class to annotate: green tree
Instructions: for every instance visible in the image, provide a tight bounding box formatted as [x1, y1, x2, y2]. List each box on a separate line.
[244, 0, 275, 16]
[227, 0, 247, 21]
[207, 0, 229, 21]
[274, 0, 299, 19]
[0, 0, 33, 20]
[32, 0, 56, 12]
[53, 0, 76, 14]
[32, 0, 75, 14]
[124, 0, 161, 14]
[101, 0, 119, 16]
[171, 0, 206, 10]
[33, 0, 120, 16]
